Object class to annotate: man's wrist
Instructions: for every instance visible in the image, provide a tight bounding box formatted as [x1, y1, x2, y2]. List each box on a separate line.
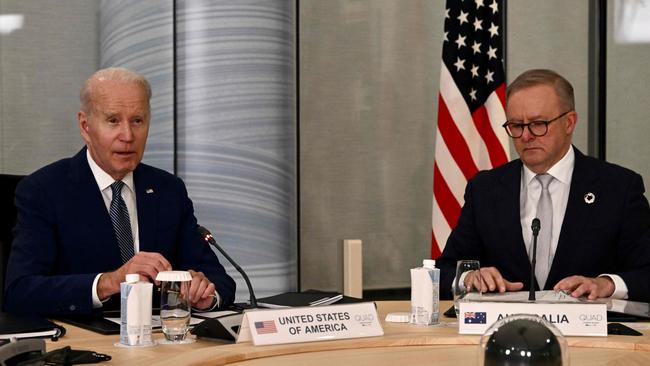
[97, 272, 120, 299]
[194, 291, 221, 312]
[596, 275, 616, 298]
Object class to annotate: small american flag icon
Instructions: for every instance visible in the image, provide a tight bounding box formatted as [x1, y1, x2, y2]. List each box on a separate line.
[464, 312, 487, 324]
[255, 320, 278, 334]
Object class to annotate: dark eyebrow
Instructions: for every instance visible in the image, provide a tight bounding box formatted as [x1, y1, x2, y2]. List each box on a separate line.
[507, 115, 545, 123]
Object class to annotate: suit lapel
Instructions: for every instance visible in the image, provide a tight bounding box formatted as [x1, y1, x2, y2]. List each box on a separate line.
[547, 149, 599, 287]
[496, 160, 533, 282]
[68, 148, 123, 265]
[134, 166, 158, 252]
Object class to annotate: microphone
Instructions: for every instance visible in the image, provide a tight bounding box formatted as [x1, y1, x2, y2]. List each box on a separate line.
[197, 225, 258, 308]
[191, 225, 257, 342]
[529, 218, 541, 301]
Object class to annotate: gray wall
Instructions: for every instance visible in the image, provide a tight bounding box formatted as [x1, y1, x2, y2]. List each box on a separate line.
[0, 0, 99, 174]
[299, 1, 440, 291]
[299, 0, 592, 292]
[606, 0, 650, 179]
[506, 1, 589, 153]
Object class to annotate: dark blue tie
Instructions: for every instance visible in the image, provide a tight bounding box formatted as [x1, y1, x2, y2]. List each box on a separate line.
[110, 181, 135, 263]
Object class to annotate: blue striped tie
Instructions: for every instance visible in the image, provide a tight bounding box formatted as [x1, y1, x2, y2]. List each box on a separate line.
[110, 181, 135, 263]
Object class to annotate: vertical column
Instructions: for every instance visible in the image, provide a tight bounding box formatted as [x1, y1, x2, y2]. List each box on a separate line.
[176, 1, 297, 299]
[99, 0, 175, 173]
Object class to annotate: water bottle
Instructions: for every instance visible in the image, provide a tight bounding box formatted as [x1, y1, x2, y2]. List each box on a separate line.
[410, 259, 440, 325]
[119, 274, 154, 347]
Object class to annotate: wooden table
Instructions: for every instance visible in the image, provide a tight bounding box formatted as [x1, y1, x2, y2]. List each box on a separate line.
[47, 301, 650, 365]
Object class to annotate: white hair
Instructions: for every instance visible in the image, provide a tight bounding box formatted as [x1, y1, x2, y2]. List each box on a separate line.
[80, 67, 151, 113]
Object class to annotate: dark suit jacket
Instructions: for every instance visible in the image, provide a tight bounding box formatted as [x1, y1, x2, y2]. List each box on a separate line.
[437, 148, 650, 302]
[4, 148, 236, 315]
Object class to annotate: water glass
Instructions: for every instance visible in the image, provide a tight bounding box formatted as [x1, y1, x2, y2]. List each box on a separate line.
[157, 271, 194, 344]
[452, 260, 482, 317]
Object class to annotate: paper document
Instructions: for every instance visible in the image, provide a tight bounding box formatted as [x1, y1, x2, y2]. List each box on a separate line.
[256, 293, 345, 308]
[192, 310, 239, 319]
[105, 316, 204, 327]
[462, 290, 591, 303]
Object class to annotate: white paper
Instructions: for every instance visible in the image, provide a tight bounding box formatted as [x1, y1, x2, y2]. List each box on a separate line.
[463, 290, 590, 303]
[107, 316, 204, 327]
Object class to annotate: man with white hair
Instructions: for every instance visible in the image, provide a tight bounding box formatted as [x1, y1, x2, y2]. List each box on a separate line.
[5, 67, 235, 315]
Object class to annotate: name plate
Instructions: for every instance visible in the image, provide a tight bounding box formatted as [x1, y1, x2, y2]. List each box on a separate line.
[459, 301, 607, 336]
[236, 302, 383, 345]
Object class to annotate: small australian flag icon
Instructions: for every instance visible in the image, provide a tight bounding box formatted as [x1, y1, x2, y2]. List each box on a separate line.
[464, 311, 487, 324]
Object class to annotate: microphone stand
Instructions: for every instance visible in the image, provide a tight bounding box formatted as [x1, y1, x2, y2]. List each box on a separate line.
[529, 218, 541, 301]
[191, 225, 258, 341]
[197, 225, 258, 308]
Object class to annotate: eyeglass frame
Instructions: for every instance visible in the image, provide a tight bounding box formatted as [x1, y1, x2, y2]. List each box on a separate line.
[501, 110, 572, 138]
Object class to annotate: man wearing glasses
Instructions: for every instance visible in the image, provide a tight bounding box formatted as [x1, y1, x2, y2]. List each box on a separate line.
[437, 69, 650, 302]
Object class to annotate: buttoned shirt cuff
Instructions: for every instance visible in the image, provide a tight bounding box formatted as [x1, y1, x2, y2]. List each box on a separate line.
[599, 274, 628, 299]
[193, 290, 221, 312]
[92, 273, 107, 308]
[455, 271, 470, 292]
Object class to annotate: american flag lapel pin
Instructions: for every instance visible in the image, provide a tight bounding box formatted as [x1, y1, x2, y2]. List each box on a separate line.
[146, 188, 154, 194]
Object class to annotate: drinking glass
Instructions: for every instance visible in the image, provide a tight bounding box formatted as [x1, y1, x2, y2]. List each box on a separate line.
[452, 260, 482, 317]
[156, 271, 195, 344]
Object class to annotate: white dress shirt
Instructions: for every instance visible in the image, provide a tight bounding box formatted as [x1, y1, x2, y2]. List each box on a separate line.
[87, 150, 140, 307]
[519, 146, 628, 299]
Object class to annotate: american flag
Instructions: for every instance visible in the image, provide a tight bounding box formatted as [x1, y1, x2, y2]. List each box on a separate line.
[254, 320, 278, 335]
[432, 0, 510, 257]
[464, 311, 487, 324]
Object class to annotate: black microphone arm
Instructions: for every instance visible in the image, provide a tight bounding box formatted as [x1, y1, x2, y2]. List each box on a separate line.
[529, 218, 541, 301]
[197, 225, 258, 308]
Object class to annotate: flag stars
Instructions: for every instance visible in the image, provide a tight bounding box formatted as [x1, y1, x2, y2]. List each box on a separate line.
[475, 0, 485, 9]
[473, 17, 483, 31]
[454, 57, 466, 72]
[444, 31, 449, 42]
[489, 22, 499, 37]
[445, 8, 450, 19]
[469, 89, 478, 101]
[455, 34, 467, 49]
[457, 10, 469, 25]
[485, 69, 495, 83]
[487, 45, 498, 59]
[489, 0, 499, 14]
[471, 41, 482, 54]
[471, 64, 480, 78]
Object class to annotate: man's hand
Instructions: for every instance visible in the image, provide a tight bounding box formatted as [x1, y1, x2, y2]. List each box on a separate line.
[465, 267, 524, 293]
[553, 276, 615, 300]
[187, 269, 217, 310]
[97, 251, 172, 299]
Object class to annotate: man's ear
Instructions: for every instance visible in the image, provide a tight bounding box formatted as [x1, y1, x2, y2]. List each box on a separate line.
[565, 110, 578, 135]
[78, 111, 91, 141]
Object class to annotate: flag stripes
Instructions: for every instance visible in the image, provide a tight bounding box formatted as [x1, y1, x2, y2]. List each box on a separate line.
[432, 0, 510, 257]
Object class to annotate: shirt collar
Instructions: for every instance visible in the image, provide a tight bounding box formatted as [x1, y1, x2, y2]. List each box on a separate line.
[522, 145, 575, 186]
[86, 149, 134, 193]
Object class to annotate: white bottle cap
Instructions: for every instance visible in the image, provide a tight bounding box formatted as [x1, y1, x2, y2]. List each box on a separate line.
[125, 274, 140, 283]
[423, 259, 436, 269]
[155, 270, 192, 282]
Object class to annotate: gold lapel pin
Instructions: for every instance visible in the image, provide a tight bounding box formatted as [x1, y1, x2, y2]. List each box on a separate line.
[584, 192, 595, 204]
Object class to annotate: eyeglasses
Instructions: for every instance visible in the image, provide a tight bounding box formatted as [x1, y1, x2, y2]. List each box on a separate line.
[502, 110, 571, 138]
